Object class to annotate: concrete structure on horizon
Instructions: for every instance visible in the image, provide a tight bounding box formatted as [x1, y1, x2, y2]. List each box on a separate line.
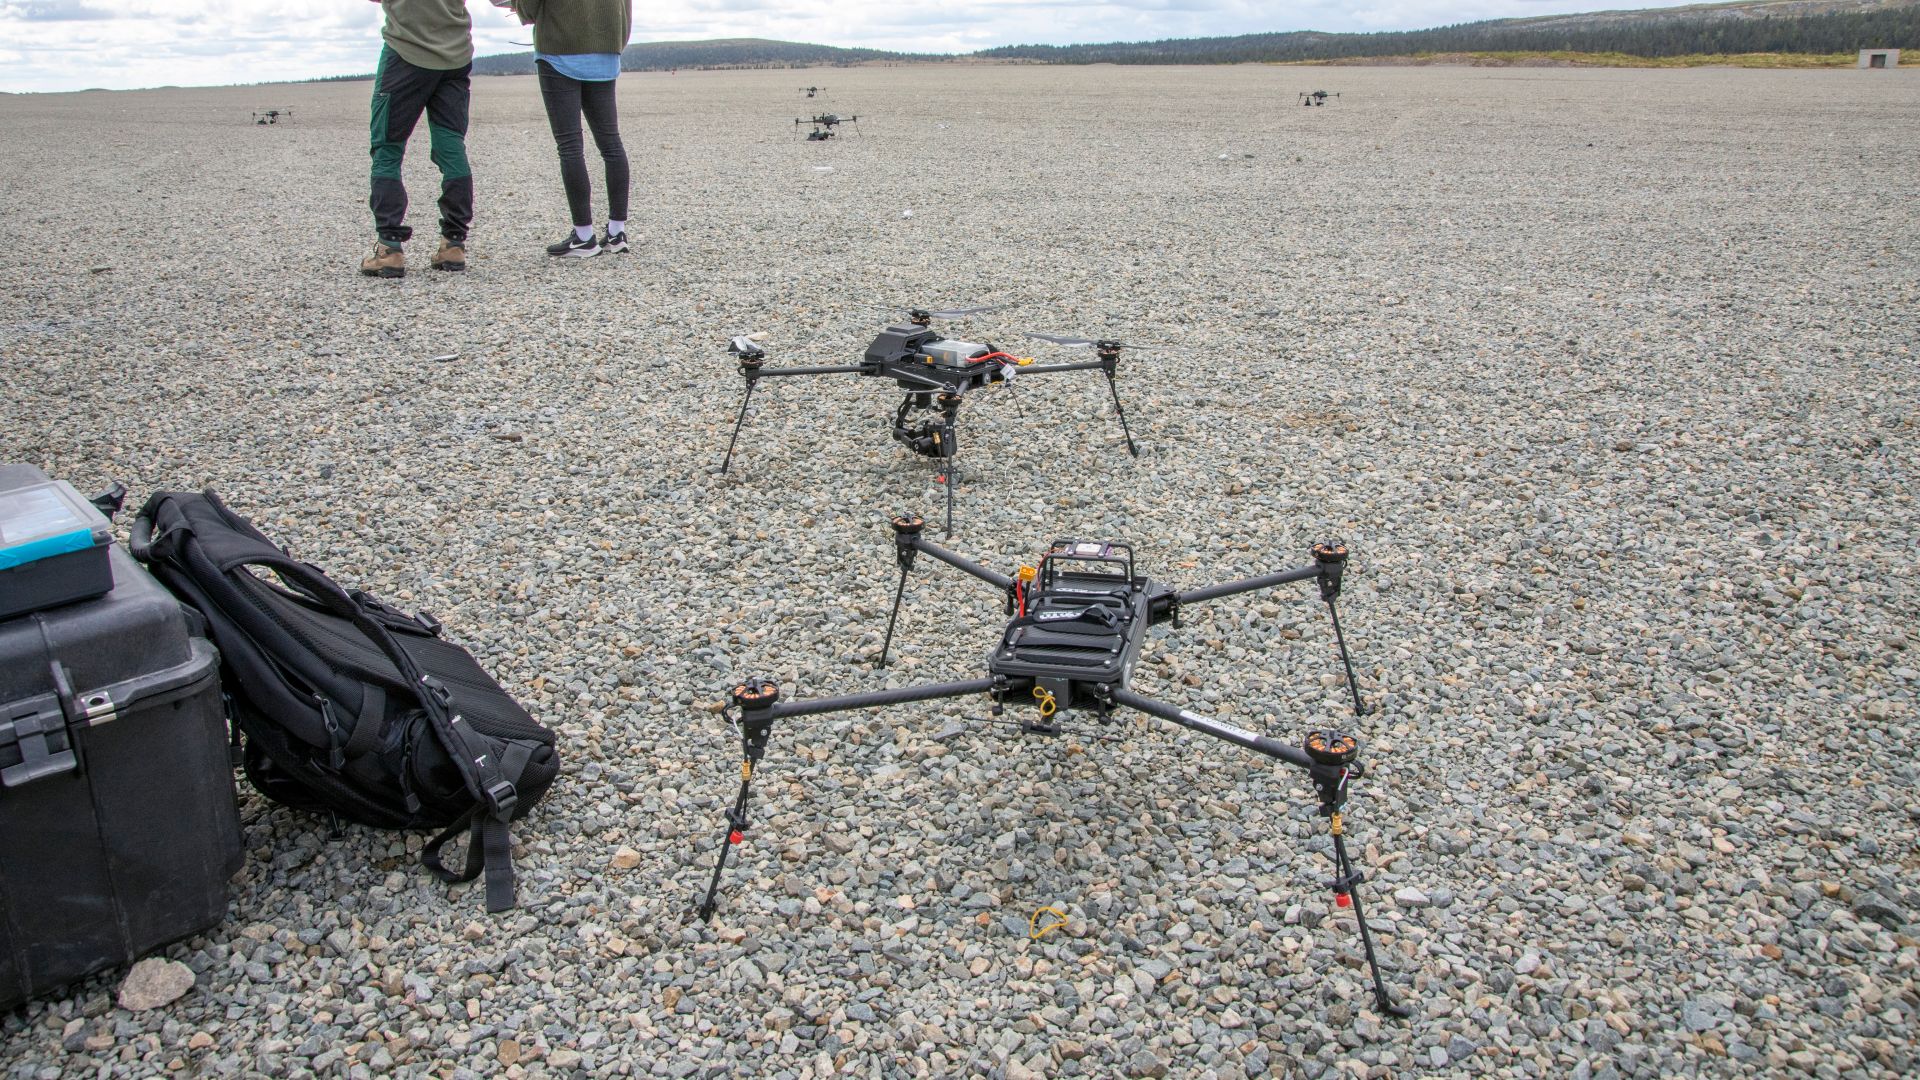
[1858, 48, 1900, 68]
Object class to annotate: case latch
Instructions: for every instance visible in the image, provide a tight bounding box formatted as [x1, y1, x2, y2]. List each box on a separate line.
[1, 693, 77, 788]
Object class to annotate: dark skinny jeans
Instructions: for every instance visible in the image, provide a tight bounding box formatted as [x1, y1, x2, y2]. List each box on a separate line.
[536, 61, 630, 228]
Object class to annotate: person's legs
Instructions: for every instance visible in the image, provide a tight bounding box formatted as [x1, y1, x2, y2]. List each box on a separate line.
[424, 63, 474, 250]
[579, 79, 629, 228]
[537, 61, 594, 230]
[368, 46, 434, 249]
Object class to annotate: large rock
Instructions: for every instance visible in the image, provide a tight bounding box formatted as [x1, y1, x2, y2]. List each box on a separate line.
[117, 957, 195, 1011]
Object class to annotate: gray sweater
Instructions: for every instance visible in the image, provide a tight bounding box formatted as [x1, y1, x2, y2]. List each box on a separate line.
[380, 0, 474, 70]
[514, 0, 633, 57]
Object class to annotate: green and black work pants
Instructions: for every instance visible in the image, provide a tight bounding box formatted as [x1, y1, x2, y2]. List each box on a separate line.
[368, 46, 472, 246]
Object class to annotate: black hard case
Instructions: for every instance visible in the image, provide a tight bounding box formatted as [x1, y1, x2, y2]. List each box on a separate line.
[0, 544, 239, 1011]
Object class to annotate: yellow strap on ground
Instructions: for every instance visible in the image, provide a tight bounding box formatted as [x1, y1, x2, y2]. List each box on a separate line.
[1029, 906, 1068, 940]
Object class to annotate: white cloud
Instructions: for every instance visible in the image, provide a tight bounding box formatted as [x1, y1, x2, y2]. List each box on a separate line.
[0, 0, 1715, 93]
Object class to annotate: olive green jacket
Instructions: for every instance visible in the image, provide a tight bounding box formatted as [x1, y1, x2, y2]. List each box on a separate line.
[514, 0, 633, 56]
[380, 0, 474, 70]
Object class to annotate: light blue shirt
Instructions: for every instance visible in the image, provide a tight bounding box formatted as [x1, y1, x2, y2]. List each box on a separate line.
[537, 53, 621, 82]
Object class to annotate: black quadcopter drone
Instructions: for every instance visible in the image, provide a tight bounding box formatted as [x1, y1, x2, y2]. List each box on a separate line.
[801, 85, 826, 99]
[696, 516, 1407, 1017]
[720, 307, 1143, 535]
[1299, 91, 1339, 107]
[252, 107, 294, 125]
[797, 112, 858, 140]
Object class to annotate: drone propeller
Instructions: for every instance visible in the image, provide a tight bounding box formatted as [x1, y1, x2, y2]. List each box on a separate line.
[1025, 332, 1164, 350]
[914, 304, 1005, 320]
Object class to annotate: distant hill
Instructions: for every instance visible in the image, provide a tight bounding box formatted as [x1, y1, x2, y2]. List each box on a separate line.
[471, 37, 928, 76]
[978, 0, 1918, 64]
[432, 0, 1919, 78]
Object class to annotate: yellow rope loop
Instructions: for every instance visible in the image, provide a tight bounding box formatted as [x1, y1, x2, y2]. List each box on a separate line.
[1029, 906, 1068, 940]
[1032, 685, 1057, 718]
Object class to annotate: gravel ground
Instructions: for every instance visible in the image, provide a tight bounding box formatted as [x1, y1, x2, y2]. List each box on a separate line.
[2, 62, 1918, 1079]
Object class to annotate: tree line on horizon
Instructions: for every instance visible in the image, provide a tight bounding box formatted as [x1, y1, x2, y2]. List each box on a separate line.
[416, 5, 1919, 79]
[978, 7, 1919, 64]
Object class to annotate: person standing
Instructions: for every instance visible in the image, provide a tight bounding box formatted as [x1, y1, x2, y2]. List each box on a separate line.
[360, 0, 479, 277]
[512, 0, 634, 258]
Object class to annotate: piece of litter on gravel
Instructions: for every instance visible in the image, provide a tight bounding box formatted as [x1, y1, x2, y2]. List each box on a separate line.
[901, 209, 914, 219]
[431, 354, 459, 363]
[88, 266, 113, 274]
[812, 166, 835, 173]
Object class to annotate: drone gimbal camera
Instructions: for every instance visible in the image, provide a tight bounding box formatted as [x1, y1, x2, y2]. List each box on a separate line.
[797, 112, 858, 140]
[720, 310, 1144, 536]
[697, 518, 1408, 1018]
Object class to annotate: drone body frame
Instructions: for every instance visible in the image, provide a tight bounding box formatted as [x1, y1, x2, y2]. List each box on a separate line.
[696, 517, 1406, 1017]
[720, 313, 1141, 535]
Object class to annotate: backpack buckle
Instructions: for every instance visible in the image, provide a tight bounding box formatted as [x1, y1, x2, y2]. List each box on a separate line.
[419, 675, 453, 709]
[483, 780, 518, 821]
[317, 697, 347, 771]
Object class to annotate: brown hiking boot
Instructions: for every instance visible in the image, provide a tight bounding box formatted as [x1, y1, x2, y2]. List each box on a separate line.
[430, 239, 466, 273]
[359, 242, 405, 279]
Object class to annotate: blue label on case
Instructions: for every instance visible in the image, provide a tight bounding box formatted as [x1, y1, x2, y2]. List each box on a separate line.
[0, 528, 95, 570]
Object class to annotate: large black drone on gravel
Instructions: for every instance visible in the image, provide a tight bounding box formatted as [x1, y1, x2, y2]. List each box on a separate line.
[252, 107, 293, 125]
[1299, 90, 1339, 107]
[797, 112, 858, 140]
[720, 307, 1144, 536]
[696, 516, 1408, 1017]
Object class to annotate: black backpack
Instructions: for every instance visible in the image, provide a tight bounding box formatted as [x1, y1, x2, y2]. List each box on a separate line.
[130, 490, 558, 912]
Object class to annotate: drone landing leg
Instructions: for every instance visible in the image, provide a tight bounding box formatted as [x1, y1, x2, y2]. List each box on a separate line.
[1329, 815, 1408, 1018]
[941, 463, 958, 538]
[878, 514, 924, 667]
[1313, 544, 1368, 718]
[1104, 370, 1139, 458]
[719, 380, 757, 474]
[1327, 599, 1367, 718]
[879, 567, 910, 667]
[698, 684, 780, 922]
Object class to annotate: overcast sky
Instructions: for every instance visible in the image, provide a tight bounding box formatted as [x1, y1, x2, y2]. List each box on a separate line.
[0, 0, 1709, 94]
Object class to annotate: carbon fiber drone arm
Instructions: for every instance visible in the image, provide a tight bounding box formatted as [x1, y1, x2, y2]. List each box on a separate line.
[1015, 359, 1109, 375]
[906, 535, 1015, 591]
[697, 674, 1000, 922]
[743, 363, 871, 378]
[735, 676, 1001, 723]
[1108, 687, 1315, 767]
[878, 515, 1013, 667]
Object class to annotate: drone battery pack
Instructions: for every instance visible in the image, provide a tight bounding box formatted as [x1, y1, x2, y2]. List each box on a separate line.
[0, 465, 113, 621]
[0, 542, 238, 1011]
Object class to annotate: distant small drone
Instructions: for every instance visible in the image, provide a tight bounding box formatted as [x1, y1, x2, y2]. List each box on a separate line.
[720, 307, 1144, 535]
[252, 108, 294, 125]
[801, 85, 826, 99]
[1299, 91, 1339, 107]
[797, 112, 858, 140]
[696, 518, 1407, 1018]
